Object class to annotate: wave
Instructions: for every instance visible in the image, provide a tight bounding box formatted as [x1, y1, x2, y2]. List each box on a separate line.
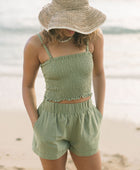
[103, 26, 140, 34]
[0, 25, 140, 34]
[105, 75, 140, 79]
[0, 72, 140, 79]
[0, 25, 39, 34]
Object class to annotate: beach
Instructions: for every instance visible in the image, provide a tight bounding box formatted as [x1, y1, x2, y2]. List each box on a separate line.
[0, 76, 140, 169]
[0, 107, 140, 170]
[0, 0, 140, 169]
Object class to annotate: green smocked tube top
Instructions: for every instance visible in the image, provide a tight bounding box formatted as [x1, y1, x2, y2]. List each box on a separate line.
[37, 33, 94, 102]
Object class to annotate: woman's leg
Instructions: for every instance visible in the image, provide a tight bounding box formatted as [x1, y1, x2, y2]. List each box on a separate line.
[70, 150, 102, 170]
[39, 151, 68, 170]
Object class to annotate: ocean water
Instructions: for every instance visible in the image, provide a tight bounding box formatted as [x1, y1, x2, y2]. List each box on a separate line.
[0, 0, 140, 77]
[0, 0, 140, 124]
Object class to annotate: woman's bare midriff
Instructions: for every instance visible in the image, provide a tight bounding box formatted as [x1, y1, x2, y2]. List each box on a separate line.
[49, 96, 91, 104]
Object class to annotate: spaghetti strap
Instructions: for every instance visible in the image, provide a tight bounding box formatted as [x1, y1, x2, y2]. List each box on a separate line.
[86, 41, 89, 52]
[37, 33, 53, 59]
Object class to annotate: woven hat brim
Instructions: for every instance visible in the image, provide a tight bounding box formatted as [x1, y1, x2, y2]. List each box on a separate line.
[38, 5, 106, 34]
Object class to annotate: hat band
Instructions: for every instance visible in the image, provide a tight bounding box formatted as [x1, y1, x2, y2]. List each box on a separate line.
[52, 0, 89, 9]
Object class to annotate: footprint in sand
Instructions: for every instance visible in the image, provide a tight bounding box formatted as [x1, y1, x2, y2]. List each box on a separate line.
[13, 166, 25, 170]
[136, 127, 140, 131]
[102, 153, 131, 170]
[0, 165, 4, 168]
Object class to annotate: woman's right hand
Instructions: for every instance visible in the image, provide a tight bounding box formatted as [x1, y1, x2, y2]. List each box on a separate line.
[32, 117, 38, 128]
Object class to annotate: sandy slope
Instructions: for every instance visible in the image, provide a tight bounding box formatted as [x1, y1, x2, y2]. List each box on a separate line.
[0, 109, 140, 170]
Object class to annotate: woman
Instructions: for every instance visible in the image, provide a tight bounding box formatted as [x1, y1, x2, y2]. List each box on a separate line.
[22, 0, 106, 169]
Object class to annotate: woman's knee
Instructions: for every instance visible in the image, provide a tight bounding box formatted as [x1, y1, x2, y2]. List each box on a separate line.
[69, 150, 102, 170]
[39, 151, 68, 170]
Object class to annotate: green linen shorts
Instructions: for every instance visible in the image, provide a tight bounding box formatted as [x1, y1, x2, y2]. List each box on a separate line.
[32, 98, 103, 160]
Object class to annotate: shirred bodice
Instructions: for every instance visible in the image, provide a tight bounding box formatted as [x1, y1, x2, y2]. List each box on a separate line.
[37, 33, 94, 102]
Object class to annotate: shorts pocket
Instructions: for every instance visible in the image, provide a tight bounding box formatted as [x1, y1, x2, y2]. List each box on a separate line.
[91, 105, 103, 126]
[33, 102, 44, 131]
[95, 106, 103, 120]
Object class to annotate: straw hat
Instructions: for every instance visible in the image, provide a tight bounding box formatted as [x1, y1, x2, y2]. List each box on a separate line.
[38, 0, 107, 34]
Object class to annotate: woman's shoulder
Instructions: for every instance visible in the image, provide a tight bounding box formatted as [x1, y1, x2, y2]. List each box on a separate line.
[88, 28, 104, 53]
[24, 32, 42, 49]
[23, 33, 44, 66]
[89, 28, 104, 51]
[93, 28, 104, 44]
[23, 32, 44, 58]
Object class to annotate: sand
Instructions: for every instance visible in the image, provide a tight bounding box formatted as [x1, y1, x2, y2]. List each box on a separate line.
[0, 109, 140, 170]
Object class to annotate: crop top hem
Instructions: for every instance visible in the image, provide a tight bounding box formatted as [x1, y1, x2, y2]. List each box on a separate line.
[43, 92, 93, 102]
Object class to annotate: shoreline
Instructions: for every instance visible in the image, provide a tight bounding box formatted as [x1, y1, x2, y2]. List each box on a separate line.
[0, 76, 140, 125]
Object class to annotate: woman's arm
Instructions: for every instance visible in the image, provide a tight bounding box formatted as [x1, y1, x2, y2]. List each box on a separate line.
[22, 36, 40, 128]
[92, 28, 106, 115]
